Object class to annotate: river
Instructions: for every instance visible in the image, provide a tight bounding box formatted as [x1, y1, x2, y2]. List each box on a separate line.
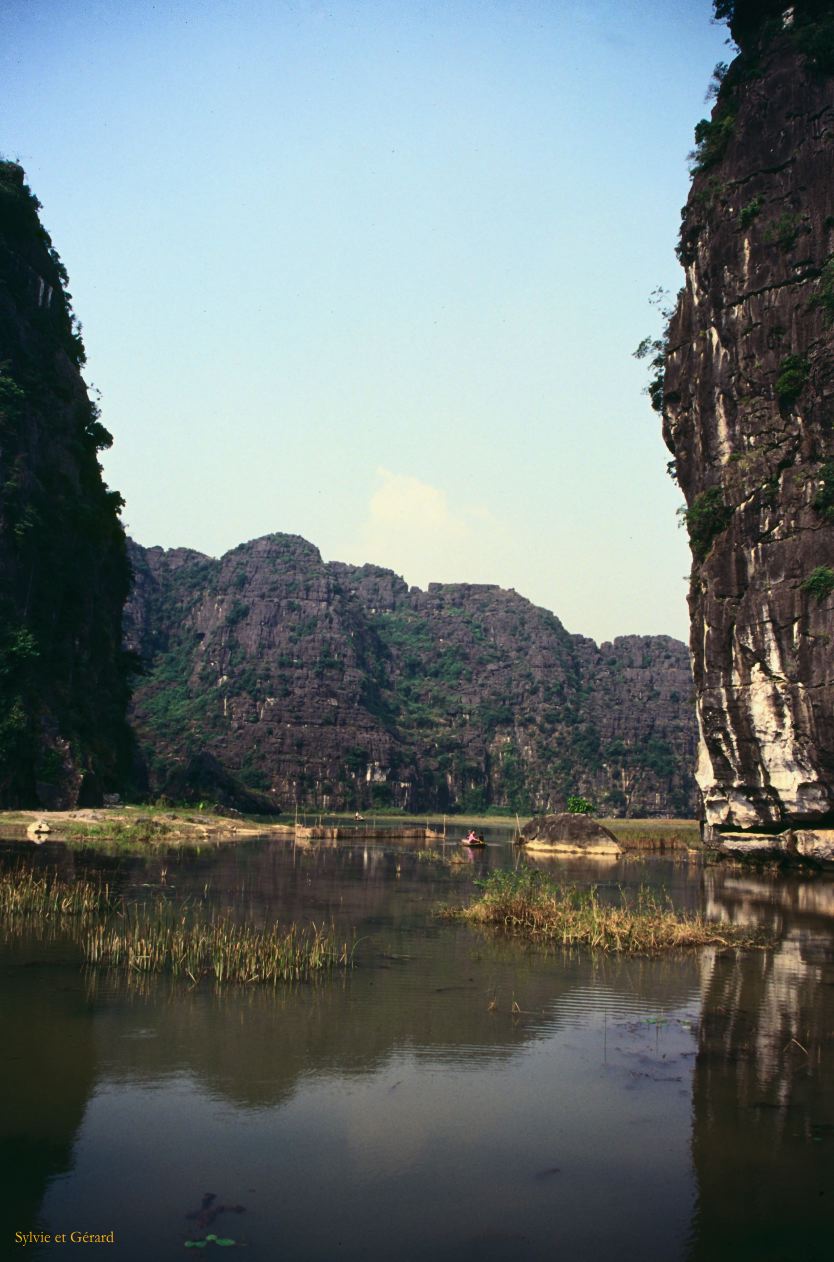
[2, 832, 832, 1261]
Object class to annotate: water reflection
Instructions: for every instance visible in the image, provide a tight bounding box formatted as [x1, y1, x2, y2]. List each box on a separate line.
[0, 936, 96, 1234]
[689, 869, 834, 1262]
[1, 840, 833, 1259]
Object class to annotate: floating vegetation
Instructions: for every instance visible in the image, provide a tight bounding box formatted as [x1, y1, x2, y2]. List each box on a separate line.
[444, 868, 768, 954]
[0, 865, 352, 986]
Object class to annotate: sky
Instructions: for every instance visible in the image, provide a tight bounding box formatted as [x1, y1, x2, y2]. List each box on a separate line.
[1, 0, 730, 644]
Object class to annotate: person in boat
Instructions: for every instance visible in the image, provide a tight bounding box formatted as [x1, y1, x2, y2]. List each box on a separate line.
[466, 829, 478, 844]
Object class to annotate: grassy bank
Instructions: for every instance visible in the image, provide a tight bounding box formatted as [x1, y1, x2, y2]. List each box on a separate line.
[60, 816, 176, 849]
[327, 811, 701, 847]
[601, 818, 701, 851]
[0, 865, 351, 985]
[445, 868, 765, 954]
[0, 805, 295, 850]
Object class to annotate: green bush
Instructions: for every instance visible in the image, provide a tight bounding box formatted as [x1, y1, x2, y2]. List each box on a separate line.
[226, 599, 249, 627]
[689, 113, 735, 172]
[460, 785, 487, 813]
[812, 462, 834, 521]
[764, 212, 806, 252]
[678, 488, 733, 562]
[812, 257, 834, 322]
[801, 566, 834, 602]
[775, 354, 810, 405]
[794, 13, 834, 73]
[633, 335, 667, 414]
[739, 197, 762, 227]
[566, 795, 594, 815]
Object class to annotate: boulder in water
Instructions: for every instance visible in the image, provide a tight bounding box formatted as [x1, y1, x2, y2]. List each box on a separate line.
[519, 813, 622, 855]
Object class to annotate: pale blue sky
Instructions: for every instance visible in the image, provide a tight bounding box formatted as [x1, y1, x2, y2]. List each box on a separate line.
[2, 0, 729, 642]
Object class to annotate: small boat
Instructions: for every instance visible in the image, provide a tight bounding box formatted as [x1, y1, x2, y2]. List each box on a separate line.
[461, 832, 487, 848]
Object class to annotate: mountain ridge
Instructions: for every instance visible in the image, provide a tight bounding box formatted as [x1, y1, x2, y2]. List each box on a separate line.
[125, 531, 698, 816]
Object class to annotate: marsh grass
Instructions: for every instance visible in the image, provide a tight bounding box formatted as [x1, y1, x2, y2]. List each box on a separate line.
[61, 817, 175, 849]
[415, 849, 450, 865]
[0, 865, 108, 918]
[445, 868, 766, 954]
[0, 865, 351, 985]
[601, 818, 701, 851]
[83, 905, 349, 985]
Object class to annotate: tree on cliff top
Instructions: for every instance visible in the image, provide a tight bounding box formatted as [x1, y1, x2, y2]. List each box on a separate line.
[714, 1, 834, 50]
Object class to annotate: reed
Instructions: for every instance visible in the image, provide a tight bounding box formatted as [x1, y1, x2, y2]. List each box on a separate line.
[0, 866, 108, 918]
[83, 902, 351, 985]
[0, 865, 352, 985]
[602, 818, 701, 851]
[445, 867, 767, 954]
[415, 849, 449, 865]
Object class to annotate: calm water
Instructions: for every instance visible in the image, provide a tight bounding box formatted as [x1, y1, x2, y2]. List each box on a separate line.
[2, 834, 833, 1261]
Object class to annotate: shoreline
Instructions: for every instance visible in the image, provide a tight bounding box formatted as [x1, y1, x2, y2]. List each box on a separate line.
[0, 806, 702, 853]
[0, 806, 296, 847]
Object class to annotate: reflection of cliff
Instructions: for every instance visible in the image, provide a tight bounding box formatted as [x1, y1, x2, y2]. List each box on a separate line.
[690, 917, 834, 1259]
[79, 844, 703, 1111]
[703, 865, 834, 930]
[0, 939, 96, 1233]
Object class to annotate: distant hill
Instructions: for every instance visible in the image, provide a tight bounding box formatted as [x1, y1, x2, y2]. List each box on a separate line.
[125, 533, 697, 816]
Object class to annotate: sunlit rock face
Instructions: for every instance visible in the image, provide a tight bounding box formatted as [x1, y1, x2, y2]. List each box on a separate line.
[663, 11, 834, 836]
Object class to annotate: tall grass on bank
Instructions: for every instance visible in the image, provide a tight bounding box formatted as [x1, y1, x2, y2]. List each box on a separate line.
[445, 868, 766, 954]
[603, 818, 701, 852]
[0, 865, 351, 985]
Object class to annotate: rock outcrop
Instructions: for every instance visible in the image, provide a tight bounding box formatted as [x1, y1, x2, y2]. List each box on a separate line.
[0, 162, 132, 806]
[662, 3, 834, 846]
[124, 533, 698, 816]
[518, 813, 622, 855]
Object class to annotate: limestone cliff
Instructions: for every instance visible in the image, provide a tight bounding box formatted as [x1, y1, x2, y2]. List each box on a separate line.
[125, 534, 697, 816]
[0, 162, 132, 806]
[662, 3, 834, 842]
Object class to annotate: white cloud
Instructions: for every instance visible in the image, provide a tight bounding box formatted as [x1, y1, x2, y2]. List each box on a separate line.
[355, 467, 504, 590]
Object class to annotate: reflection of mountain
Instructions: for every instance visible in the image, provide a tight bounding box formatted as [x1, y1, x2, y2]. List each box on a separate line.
[78, 843, 704, 1111]
[0, 938, 96, 1233]
[689, 873, 834, 1261]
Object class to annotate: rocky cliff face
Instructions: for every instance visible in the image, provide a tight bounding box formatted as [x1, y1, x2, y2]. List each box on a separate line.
[0, 162, 132, 806]
[662, 4, 834, 843]
[125, 534, 697, 816]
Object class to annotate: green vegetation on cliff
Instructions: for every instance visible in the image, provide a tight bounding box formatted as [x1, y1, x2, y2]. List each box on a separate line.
[124, 538, 698, 818]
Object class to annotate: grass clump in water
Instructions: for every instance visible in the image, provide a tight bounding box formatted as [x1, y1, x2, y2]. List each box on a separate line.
[0, 866, 108, 918]
[446, 868, 765, 954]
[0, 865, 351, 985]
[84, 903, 350, 985]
